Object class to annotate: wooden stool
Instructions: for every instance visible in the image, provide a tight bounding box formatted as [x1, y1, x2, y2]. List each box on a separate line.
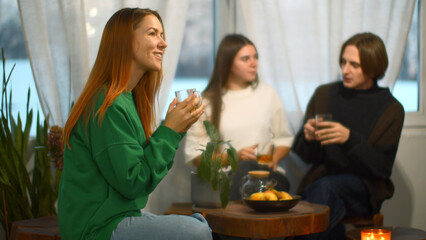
[10, 216, 60, 240]
[342, 213, 383, 228]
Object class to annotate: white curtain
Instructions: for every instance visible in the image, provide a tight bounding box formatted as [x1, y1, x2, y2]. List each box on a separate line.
[18, 0, 89, 126]
[241, 0, 416, 133]
[18, 0, 190, 127]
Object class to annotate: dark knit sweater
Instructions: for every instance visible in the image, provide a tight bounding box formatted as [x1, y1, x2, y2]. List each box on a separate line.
[292, 81, 404, 213]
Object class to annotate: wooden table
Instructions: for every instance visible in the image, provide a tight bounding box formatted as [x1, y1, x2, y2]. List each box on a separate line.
[165, 201, 329, 239]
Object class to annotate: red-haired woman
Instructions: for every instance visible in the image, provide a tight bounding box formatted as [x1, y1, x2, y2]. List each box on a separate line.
[58, 8, 211, 240]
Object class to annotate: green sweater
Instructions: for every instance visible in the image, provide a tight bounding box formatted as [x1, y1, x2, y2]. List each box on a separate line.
[58, 91, 184, 240]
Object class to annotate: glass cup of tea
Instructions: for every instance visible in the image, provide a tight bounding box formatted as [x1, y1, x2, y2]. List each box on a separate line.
[175, 89, 202, 109]
[315, 113, 332, 130]
[257, 143, 274, 165]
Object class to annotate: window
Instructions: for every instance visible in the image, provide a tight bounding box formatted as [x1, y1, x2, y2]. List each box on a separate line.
[397, 0, 426, 127]
[0, 0, 44, 136]
[393, 0, 420, 112]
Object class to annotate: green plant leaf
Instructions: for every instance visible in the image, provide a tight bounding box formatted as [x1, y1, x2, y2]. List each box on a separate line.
[0, 49, 57, 234]
[203, 120, 219, 142]
[26, 88, 30, 115]
[32, 112, 55, 216]
[195, 120, 239, 208]
[218, 171, 230, 208]
[226, 144, 238, 174]
[9, 91, 16, 139]
[209, 155, 221, 190]
[5, 63, 15, 91]
[198, 152, 210, 182]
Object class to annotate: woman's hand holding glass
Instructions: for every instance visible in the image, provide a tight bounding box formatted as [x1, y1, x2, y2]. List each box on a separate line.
[164, 94, 204, 133]
[237, 144, 258, 161]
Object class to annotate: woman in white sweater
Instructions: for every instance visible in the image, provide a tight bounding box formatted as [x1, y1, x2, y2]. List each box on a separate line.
[184, 34, 294, 200]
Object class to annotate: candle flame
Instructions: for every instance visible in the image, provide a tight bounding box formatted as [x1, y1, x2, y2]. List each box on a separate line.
[361, 229, 391, 240]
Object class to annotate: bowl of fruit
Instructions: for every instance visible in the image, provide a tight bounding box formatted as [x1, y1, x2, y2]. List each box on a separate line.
[243, 189, 301, 212]
[240, 170, 300, 212]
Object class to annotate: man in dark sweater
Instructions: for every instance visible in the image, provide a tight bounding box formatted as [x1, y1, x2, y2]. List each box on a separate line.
[292, 32, 404, 240]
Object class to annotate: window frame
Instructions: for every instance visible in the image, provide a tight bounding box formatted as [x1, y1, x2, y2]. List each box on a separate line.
[404, 0, 426, 128]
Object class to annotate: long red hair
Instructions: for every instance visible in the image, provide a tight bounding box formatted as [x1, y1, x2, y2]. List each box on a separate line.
[64, 8, 165, 148]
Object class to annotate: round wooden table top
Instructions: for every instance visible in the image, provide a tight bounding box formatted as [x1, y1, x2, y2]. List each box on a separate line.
[193, 200, 329, 239]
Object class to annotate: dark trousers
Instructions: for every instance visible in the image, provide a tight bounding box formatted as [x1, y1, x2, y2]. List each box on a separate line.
[229, 160, 290, 201]
[296, 174, 372, 240]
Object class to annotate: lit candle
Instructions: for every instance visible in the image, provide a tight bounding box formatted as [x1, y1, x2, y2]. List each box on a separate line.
[361, 229, 391, 240]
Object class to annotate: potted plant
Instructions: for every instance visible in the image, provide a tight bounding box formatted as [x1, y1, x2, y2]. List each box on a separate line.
[192, 120, 238, 208]
[0, 49, 59, 239]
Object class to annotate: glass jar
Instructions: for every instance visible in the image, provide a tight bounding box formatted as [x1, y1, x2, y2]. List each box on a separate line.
[240, 170, 277, 199]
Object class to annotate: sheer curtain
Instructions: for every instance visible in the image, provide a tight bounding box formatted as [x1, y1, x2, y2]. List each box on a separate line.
[18, 0, 89, 126]
[18, 0, 190, 127]
[240, 0, 415, 191]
